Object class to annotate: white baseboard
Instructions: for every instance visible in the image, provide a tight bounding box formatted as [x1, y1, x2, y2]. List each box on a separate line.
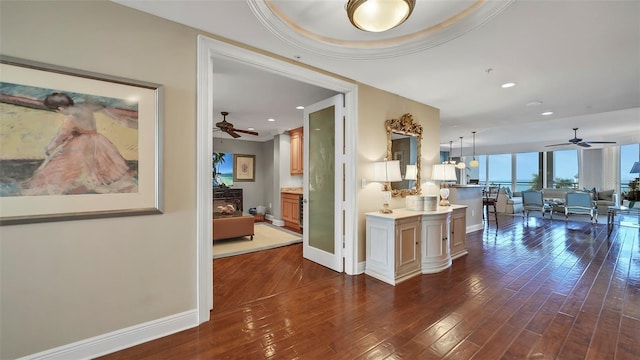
[18, 310, 198, 360]
[357, 261, 366, 274]
[467, 224, 484, 233]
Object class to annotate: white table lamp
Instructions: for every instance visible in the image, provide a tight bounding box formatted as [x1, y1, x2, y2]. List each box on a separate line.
[431, 163, 458, 206]
[373, 159, 402, 213]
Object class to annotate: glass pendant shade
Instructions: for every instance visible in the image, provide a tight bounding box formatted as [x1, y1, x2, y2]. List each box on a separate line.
[347, 0, 416, 32]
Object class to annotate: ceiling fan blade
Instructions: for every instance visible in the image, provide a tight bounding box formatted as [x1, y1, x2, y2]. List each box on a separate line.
[545, 143, 572, 147]
[232, 128, 259, 136]
[585, 141, 617, 144]
[225, 129, 241, 138]
[577, 142, 592, 148]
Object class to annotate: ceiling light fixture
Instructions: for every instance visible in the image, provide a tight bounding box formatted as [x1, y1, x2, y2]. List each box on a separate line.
[267, 118, 275, 122]
[346, 0, 415, 32]
[469, 131, 479, 168]
[296, 106, 304, 110]
[501, 82, 516, 88]
[541, 111, 553, 116]
[456, 137, 466, 169]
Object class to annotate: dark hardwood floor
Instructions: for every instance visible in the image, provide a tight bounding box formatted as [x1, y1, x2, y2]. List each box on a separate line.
[99, 214, 640, 359]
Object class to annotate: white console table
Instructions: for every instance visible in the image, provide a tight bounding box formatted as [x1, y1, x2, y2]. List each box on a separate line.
[365, 205, 467, 285]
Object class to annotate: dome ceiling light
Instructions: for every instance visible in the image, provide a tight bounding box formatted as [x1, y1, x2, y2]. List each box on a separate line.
[249, 0, 515, 59]
[346, 0, 416, 32]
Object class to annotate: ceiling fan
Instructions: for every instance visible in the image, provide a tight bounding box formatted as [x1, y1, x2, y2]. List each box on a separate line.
[214, 111, 259, 138]
[544, 128, 616, 148]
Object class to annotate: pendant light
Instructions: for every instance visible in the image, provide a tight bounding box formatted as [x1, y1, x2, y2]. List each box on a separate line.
[456, 137, 466, 169]
[447, 140, 455, 165]
[469, 131, 479, 168]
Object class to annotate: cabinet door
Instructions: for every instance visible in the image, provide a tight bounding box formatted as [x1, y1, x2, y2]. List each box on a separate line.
[290, 127, 303, 175]
[281, 194, 301, 229]
[395, 218, 421, 277]
[421, 214, 452, 273]
[282, 195, 294, 222]
[450, 208, 467, 259]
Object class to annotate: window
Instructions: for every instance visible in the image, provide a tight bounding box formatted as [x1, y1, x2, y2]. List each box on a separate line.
[477, 155, 487, 184]
[487, 153, 511, 188]
[549, 149, 578, 189]
[620, 143, 640, 194]
[516, 152, 540, 191]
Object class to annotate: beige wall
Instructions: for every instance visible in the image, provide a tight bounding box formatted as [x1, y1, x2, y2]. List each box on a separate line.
[357, 84, 440, 261]
[0, 1, 199, 358]
[0, 1, 441, 358]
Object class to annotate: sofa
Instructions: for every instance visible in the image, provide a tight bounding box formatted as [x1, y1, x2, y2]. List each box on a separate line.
[593, 189, 618, 215]
[496, 187, 523, 214]
[213, 212, 255, 241]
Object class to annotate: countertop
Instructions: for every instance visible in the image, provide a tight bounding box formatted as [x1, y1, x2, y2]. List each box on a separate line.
[281, 187, 303, 195]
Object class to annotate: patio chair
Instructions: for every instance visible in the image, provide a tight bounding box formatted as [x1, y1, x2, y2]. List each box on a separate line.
[564, 191, 598, 223]
[522, 190, 548, 221]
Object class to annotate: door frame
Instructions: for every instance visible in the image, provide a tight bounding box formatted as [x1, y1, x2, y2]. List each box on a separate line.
[196, 35, 359, 323]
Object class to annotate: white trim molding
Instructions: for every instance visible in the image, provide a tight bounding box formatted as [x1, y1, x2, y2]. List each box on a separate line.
[17, 310, 198, 360]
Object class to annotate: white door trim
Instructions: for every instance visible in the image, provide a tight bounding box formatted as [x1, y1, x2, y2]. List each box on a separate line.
[196, 35, 359, 323]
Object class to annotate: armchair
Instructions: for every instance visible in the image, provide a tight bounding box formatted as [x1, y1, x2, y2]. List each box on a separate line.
[564, 192, 598, 223]
[522, 190, 549, 221]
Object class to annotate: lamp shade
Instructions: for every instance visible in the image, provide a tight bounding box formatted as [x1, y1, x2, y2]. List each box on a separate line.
[630, 161, 640, 174]
[404, 164, 417, 180]
[373, 160, 402, 182]
[347, 0, 415, 32]
[431, 164, 457, 181]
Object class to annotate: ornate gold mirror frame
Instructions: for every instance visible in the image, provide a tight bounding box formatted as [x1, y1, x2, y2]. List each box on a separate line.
[385, 113, 422, 197]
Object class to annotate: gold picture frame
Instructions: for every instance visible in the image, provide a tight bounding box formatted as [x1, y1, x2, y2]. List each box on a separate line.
[233, 154, 255, 182]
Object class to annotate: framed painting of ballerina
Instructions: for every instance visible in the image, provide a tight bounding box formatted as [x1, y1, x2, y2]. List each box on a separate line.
[0, 56, 163, 225]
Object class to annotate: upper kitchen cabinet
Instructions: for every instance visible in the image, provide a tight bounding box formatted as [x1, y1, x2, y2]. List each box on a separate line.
[290, 127, 303, 175]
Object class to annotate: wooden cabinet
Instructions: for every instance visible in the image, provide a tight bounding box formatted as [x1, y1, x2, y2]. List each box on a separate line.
[289, 127, 303, 175]
[450, 206, 468, 260]
[281, 192, 301, 230]
[365, 214, 421, 285]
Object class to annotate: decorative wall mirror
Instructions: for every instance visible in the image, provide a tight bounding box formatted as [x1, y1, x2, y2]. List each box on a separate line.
[385, 113, 422, 197]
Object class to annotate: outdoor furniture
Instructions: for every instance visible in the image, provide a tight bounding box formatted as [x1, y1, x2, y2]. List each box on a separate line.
[522, 190, 550, 221]
[564, 192, 598, 223]
[483, 185, 500, 227]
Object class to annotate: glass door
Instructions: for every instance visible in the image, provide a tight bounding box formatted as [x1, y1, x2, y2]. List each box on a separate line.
[303, 94, 343, 272]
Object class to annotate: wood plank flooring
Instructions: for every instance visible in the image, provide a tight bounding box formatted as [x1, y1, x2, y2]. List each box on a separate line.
[98, 215, 640, 359]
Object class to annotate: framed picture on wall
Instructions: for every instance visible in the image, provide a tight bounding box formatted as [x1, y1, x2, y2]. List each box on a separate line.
[0, 56, 163, 225]
[233, 154, 255, 182]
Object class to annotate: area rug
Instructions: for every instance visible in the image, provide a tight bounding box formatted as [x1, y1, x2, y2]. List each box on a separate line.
[213, 223, 302, 259]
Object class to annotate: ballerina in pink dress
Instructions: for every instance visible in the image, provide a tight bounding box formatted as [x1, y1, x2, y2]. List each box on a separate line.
[21, 93, 137, 195]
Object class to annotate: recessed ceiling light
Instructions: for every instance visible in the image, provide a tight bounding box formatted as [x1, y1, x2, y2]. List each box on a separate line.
[501, 82, 516, 88]
[267, 118, 275, 122]
[526, 101, 543, 107]
[248, 127, 255, 131]
[296, 106, 304, 110]
[541, 111, 553, 116]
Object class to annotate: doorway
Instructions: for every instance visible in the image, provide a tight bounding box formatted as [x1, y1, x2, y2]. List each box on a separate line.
[196, 35, 358, 323]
